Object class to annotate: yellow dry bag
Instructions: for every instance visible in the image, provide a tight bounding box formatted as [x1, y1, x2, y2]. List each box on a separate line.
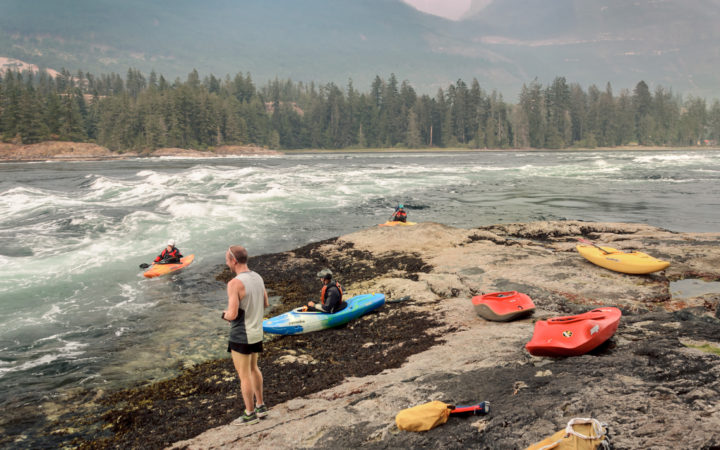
[395, 400, 452, 432]
[526, 418, 610, 450]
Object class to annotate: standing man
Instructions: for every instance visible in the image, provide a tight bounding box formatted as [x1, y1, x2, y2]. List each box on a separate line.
[223, 245, 270, 425]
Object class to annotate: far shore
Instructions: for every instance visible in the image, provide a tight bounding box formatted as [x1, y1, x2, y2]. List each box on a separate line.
[0, 140, 718, 162]
[282, 145, 720, 154]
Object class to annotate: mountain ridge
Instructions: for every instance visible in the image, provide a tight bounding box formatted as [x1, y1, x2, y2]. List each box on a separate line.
[1, 0, 719, 99]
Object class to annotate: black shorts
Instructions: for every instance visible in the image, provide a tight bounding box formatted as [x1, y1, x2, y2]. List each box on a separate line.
[228, 341, 263, 355]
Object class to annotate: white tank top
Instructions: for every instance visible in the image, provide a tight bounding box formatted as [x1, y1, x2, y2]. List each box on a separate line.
[229, 270, 265, 344]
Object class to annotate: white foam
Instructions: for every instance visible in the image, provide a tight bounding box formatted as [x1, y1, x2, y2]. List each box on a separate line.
[41, 304, 63, 323]
[0, 340, 88, 377]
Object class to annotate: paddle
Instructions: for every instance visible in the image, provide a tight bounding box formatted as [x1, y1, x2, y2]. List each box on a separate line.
[387, 295, 411, 304]
[449, 401, 489, 416]
[577, 238, 611, 255]
[389, 203, 405, 221]
[388, 208, 398, 222]
[141, 255, 180, 268]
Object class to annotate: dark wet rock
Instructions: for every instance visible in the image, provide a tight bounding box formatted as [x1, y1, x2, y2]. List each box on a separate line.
[63, 304, 443, 449]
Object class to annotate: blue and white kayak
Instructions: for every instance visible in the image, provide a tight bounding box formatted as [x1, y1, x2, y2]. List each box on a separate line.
[263, 293, 386, 335]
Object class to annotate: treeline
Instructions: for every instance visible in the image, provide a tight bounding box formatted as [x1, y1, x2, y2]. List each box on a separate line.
[1, 67, 720, 150]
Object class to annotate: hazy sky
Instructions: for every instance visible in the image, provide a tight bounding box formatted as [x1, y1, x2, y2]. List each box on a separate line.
[402, 0, 472, 20]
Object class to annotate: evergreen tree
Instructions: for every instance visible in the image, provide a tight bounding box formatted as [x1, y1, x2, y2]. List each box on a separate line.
[615, 90, 635, 145]
[44, 93, 63, 137]
[680, 97, 707, 146]
[633, 80, 653, 144]
[149, 70, 158, 90]
[519, 80, 545, 148]
[268, 129, 280, 149]
[568, 83, 587, 144]
[708, 100, 720, 142]
[596, 83, 616, 147]
[406, 107, 422, 148]
[545, 77, 571, 147]
[652, 86, 679, 145]
[18, 85, 49, 144]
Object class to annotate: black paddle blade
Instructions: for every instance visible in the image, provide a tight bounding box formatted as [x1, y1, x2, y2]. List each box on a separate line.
[139, 263, 150, 269]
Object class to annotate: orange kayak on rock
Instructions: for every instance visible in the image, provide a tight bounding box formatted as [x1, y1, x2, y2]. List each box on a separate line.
[471, 291, 535, 322]
[143, 254, 195, 278]
[525, 307, 622, 357]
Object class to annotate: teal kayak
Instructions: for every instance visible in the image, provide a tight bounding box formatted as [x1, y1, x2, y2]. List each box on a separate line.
[263, 293, 385, 335]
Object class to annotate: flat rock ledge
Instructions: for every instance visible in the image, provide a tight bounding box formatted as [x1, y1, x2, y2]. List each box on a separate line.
[170, 221, 720, 450]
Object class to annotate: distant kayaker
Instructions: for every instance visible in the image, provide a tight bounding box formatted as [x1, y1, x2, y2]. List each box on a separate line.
[391, 204, 407, 223]
[154, 239, 183, 264]
[223, 245, 270, 425]
[304, 269, 346, 313]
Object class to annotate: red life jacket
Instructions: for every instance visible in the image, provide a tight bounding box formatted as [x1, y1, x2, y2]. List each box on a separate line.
[394, 210, 407, 221]
[320, 281, 343, 305]
[156, 247, 181, 262]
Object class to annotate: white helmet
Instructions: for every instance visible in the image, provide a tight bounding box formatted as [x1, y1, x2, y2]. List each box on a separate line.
[167, 239, 176, 247]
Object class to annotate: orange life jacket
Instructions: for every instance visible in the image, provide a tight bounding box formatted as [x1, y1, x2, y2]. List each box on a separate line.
[320, 281, 343, 305]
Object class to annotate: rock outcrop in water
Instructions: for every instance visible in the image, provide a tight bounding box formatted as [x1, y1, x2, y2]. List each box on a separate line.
[167, 221, 720, 449]
[54, 221, 720, 449]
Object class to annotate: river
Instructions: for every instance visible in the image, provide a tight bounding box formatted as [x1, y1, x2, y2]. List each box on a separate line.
[1, 149, 719, 445]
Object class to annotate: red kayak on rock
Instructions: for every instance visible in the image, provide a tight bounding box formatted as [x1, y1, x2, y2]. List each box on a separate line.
[471, 291, 536, 322]
[525, 307, 622, 357]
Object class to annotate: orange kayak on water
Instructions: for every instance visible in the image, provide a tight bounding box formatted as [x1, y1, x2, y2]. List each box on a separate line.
[471, 291, 535, 322]
[143, 254, 195, 278]
[525, 307, 622, 357]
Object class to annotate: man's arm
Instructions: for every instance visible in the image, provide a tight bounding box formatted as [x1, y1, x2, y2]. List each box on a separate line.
[223, 278, 246, 321]
[264, 289, 269, 308]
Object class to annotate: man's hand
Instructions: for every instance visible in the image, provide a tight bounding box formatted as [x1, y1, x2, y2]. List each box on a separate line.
[308, 301, 315, 307]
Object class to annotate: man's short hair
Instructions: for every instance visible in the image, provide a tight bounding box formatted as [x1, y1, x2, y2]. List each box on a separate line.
[229, 245, 248, 264]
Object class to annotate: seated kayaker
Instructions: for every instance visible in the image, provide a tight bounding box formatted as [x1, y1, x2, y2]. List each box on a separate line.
[391, 204, 407, 223]
[154, 239, 183, 264]
[304, 269, 347, 313]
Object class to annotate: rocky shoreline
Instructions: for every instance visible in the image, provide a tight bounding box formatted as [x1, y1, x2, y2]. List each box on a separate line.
[2, 142, 718, 162]
[0, 141, 281, 161]
[24, 221, 720, 449]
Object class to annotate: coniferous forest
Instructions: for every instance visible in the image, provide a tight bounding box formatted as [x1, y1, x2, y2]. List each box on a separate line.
[1, 67, 720, 151]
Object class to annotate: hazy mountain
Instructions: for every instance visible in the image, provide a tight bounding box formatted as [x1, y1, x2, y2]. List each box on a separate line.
[1, 0, 718, 99]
